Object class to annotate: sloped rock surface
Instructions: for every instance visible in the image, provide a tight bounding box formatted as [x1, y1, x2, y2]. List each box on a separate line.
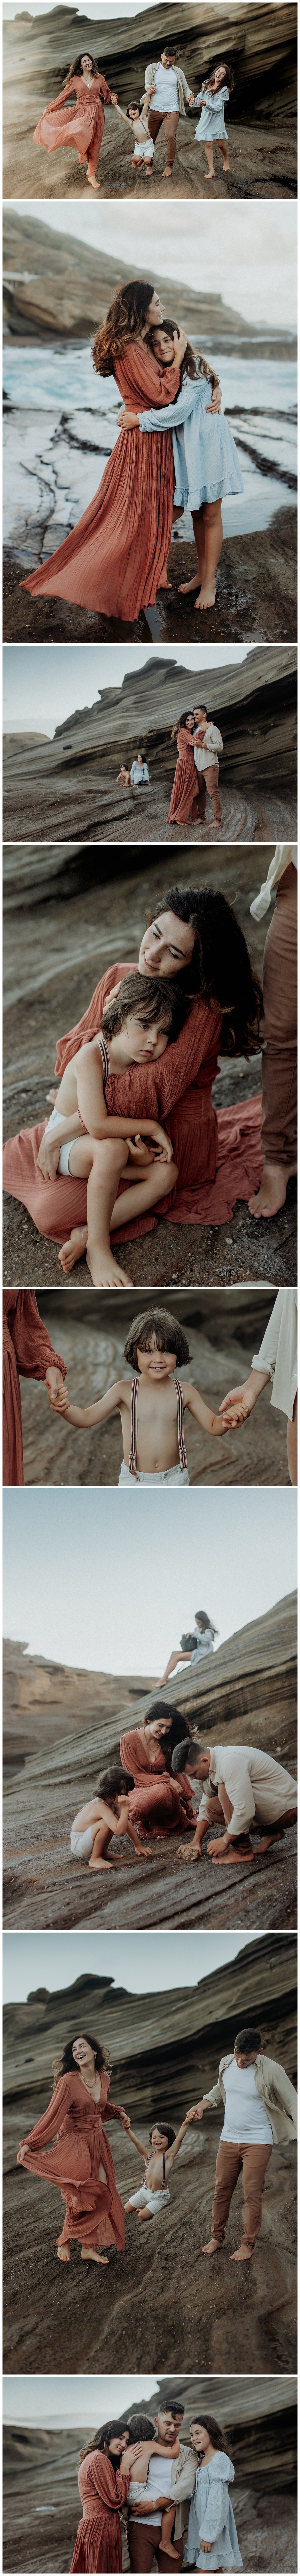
[14, 1284, 290, 1489]
[3, 3, 297, 201]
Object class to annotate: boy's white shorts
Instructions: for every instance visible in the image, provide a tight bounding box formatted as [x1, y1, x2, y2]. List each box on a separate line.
[132, 135, 154, 159]
[70, 1826, 94, 1857]
[126, 2181, 170, 2214]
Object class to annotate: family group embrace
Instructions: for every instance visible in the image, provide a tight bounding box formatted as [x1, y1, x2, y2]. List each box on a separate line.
[68, 2399, 243, 2574]
[20, 279, 243, 624]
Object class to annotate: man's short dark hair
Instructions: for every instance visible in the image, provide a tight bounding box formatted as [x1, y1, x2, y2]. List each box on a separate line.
[150, 2123, 176, 2148]
[234, 2026, 262, 2053]
[161, 39, 178, 54]
[158, 2399, 184, 2418]
[172, 1739, 194, 1775]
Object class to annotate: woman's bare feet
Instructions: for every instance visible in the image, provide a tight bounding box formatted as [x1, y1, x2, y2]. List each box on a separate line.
[86, 1244, 132, 1287]
[201, 2236, 220, 2255]
[178, 574, 202, 595]
[81, 2247, 109, 2263]
[230, 2244, 253, 2262]
[58, 1226, 88, 1273]
[195, 579, 216, 610]
[57, 2241, 70, 2262]
[248, 1160, 297, 1219]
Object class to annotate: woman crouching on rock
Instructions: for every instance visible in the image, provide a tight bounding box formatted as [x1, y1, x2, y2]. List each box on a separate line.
[16, 2031, 131, 2268]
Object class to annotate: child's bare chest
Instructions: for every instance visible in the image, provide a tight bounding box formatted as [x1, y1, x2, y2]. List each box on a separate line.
[146, 2150, 166, 2188]
[122, 1379, 182, 1472]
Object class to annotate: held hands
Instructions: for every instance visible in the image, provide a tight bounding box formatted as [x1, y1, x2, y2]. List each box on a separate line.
[44, 1368, 68, 1406]
[219, 1387, 252, 1426]
[110, 90, 118, 104]
[119, 2110, 131, 2130]
[186, 2101, 205, 2122]
[126, 1134, 156, 1167]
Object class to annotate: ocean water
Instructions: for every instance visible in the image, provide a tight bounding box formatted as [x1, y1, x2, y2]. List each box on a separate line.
[3, 341, 297, 543]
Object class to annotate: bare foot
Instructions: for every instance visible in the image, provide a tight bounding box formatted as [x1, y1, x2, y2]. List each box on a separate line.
[57, 2241, 70, 2262]
[162, 166, 172, 179]
[208, 816, 222, 828]
[81, 2248, 109, 2264]
[145, 166, 152, 177]
[209, 1839, 254, 1866]
[222, 160, 229, 173]
[178, 574, 202, 595]
[86, 1245, 132, 1287]
[204, 167, 214, 179]
[88, 1856, 120, 1870]
[195, 580, 216, 610]
[248, 1160, 297, 1219]
[230, 2244, 253, 2263]
[87, 172, 100, 189]
[58, 1226, 88, 1273]
[202, 2237, 220, 2256]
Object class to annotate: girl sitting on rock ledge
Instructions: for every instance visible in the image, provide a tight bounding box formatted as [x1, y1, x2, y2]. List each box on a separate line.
[50, 1302, 240, 1481]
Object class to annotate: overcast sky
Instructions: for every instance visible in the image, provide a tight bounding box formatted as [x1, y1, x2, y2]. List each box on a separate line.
[3, 1925, 254, 2004]
[3, 1487, 296, 1677]
[3, 2371, 160, 2427]
[3, 643, 249, 735]
[12, 199, 297, 334]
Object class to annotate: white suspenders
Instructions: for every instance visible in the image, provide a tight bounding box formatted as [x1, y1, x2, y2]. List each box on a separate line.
[128, 1375, 188, 1474]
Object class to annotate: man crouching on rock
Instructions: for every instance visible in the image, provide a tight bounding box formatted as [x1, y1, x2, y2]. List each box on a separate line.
[172, 1738, 298, 1864]
[186, 2022, 297, 2264]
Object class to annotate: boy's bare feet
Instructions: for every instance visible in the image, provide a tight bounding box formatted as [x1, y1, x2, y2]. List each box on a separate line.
[88, 1856, 120, 1870]
[86, 1246, 132, 1287]
[81, 2248, 109, 2263]
[248, 1159, 297, 1218]
[201, 2236, 220, 2255]
[57, 2241, 70, 2262]
[230, 2244, 253, 2262]
[58, 1226, 88, 1273]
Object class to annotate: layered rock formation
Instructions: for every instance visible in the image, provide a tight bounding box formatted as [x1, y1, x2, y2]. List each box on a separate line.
[2, 647, 298, 841]
[3, 1934, 297, 2380]
[3, 6, 297, 203]
[3, 1637, 152, 1774]
[3, 1591, 297, 1932]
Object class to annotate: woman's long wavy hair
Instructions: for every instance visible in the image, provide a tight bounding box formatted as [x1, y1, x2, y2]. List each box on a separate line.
[80, 2420, 131, 2467]
[147, 315, 219, 397]
[52, 2031, 109, 2088]
[65, 53, 100, 80]
[190, 2413, 230, 2458]
[144, 1701, 192, 1772]
[171, 710, 196, 740]
[92, 281, 155, 378]
[146, 886, 262, 1058]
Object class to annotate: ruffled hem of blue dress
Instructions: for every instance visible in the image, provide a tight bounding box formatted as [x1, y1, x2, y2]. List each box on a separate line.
[173, 474, 244, 506]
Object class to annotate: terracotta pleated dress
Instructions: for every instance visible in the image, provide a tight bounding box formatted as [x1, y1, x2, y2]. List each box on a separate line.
[120, 1731, 194, 1838]
[20, 350, 179, 622]
[34, 73, 112, 175]
[3, 957, 264, 1243]
[17, 2067, 126, 2251]
[70, 2450, 130, 2575]
[167, 727, 199, 828]
[3, 1289, 66, 1484]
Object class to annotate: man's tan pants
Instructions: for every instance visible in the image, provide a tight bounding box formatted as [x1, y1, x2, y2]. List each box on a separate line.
[211, 2139, 272, 2249]
[261, 861, 297, 1166]
[148, 107, 179, 166]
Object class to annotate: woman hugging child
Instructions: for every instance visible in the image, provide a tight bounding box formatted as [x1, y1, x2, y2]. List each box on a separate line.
[48, 1302, 240, 1482]
[39, 973, 183, 1287]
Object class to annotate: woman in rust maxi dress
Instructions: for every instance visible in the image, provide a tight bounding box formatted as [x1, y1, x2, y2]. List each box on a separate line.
[3, 1289, 66, 1483]
[34, 60, 117, 186]
[167, 717, 201, 829]
[70, 2424, 132, 2575]
[120, 1707, 194, 1840]
[20, 282, 180, 624]
[16, 2034, 129, 2266]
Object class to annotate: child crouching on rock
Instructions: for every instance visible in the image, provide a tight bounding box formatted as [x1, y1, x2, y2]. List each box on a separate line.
[70, 1767, 152, 1869]
[48, 1303, 239, 1483]
[124, 2114, 191, 2220]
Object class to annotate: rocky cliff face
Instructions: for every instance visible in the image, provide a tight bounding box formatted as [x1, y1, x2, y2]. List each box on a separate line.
[3, 1935, 298, 2386]
[2, 649, 298, 842]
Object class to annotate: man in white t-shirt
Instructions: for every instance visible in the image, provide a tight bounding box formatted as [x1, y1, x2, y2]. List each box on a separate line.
[186, 2024, 297, 2264]
[142, 43, 194, 177]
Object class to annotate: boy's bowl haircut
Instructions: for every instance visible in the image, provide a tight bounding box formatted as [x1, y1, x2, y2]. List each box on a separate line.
[124, 1306, 191, 1369]
[102, 972, 186, 1043]
[150, 2124, 176, 2147]
[96, 1766, 134, 1796]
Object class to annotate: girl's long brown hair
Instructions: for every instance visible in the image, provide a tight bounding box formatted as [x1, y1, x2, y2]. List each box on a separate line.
[190, 2413, 230, 2457]
[52, 2032, 109, 2087]
[92, 281, 155, 378]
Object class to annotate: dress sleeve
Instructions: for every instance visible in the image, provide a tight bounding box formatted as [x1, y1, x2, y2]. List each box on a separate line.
[45, 80, 77, 108]
[196, 2474, 228, 2544]
[82, 2453, 129, 2507]
[120, 1729, 138, 1773]
[10, 1291, 66, 1381]
[98, 74, 112, 101]
[139, 379, 200, 432]
[102, 2099, 126, 2120]
[18, 2075, 71, 2150]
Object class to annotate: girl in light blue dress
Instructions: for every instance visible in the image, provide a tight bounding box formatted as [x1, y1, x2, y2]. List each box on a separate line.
[194, 62, 234, 178]
[184, 2416, 243, 2573]
[118, 317, 244, 613]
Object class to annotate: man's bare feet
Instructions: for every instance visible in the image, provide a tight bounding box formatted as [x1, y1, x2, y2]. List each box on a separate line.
[208, 816, 222, 828]
[248, 1160, 297, 1219]
[58, 1226, 88, 1273]
[195, 580, 216, 610]
[86, 1246, 132, 1287]
[230, 2244, 253, 2262]
[208, 1838, 254, 1866]
[201, 2237, 220, 2255]
[162, 165, 172, 179]
[81, 2247, 109, 2263]
[57, 2241, 70, 2262]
